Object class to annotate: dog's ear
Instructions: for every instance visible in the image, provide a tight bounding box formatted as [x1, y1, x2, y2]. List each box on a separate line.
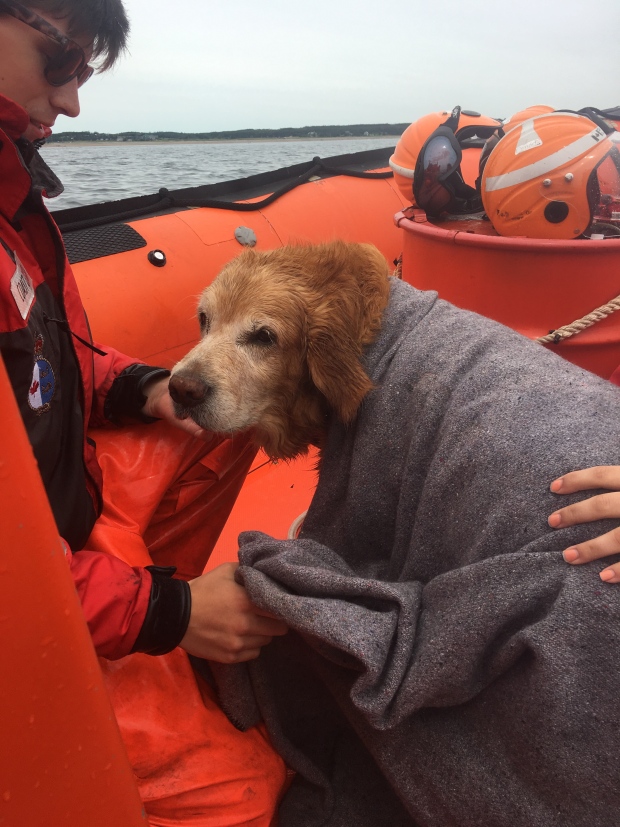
[305, 242, 390, 423]
[307, 319, 374, 423]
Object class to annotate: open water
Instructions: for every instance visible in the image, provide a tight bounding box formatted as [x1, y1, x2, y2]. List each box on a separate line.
[40, 137, 396, 212]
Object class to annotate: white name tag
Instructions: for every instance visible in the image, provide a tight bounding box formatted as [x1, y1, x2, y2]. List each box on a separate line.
[10, 254, 35, 320]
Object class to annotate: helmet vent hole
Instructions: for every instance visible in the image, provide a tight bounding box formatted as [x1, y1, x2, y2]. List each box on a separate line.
[544, 201, 570, 224]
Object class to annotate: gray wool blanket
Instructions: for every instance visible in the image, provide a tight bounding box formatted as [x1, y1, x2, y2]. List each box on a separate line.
[219, 278, 620, 827]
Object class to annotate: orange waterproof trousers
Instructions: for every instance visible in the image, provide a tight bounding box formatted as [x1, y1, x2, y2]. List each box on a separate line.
[87, 422, 287, 827]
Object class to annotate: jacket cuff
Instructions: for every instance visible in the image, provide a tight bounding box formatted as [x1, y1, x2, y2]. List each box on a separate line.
[104, 364, 171, 423]
[130, 566, 191, 656]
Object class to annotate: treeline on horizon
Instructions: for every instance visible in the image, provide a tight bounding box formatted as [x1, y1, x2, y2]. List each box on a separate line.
[46, 123, 409, 143]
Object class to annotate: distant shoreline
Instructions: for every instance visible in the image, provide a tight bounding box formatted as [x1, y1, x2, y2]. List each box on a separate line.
[44, 135, 399, 148]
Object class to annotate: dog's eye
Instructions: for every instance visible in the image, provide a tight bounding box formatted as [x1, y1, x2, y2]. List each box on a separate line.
[198, 311, 210, 333]
[250, 327, 277, 346]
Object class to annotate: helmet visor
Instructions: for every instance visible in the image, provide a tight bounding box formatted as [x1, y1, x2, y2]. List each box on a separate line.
[414, 129, 461, 215]
[584, 143, 620, 239]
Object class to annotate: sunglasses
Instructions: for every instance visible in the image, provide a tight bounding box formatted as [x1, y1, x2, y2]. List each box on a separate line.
[0, 0, 94, 87]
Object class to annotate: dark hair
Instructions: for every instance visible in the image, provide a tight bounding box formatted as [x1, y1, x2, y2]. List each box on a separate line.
[21, 0, 129, 70]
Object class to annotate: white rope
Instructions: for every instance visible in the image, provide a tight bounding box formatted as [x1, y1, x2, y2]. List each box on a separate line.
[392, 255, 403, 279]
[536, 293, 620, 345]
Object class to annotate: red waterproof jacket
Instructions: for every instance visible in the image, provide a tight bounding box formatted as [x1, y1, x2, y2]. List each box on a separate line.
[0, 94, 187, 659]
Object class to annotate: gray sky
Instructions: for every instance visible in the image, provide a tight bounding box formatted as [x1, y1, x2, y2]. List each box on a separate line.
[71, 0, 620, 134]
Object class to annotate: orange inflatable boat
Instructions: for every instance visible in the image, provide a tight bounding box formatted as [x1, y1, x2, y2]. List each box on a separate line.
[2, 133, 619, 824]
[0, 147, 408, 826]
[57, 147, 409, 568]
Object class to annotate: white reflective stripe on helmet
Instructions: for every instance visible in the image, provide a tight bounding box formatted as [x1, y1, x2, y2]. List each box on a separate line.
[389, 156, 414, 178]
[514, 119, 542, 155]
[485, 126, 607, 192]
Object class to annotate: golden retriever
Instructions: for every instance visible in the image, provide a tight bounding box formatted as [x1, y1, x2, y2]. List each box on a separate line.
[168, 241, 390, 460]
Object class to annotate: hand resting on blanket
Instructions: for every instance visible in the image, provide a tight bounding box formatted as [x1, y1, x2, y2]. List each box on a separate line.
[181, 563, 288, 662]
[549, 465, 620, 582]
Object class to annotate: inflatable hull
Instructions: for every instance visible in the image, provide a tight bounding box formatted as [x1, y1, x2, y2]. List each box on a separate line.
[0, 358, 148, 827]
[2, 147, 406, 819]
[6, 142, 620, 817]
[57, 148, 407, 563]
[66, 163, 406, 366]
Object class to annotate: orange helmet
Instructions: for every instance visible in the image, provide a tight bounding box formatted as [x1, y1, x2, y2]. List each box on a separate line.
[478, 105, 555, 182]
[481, 111, 620, 239]
[505, 104, 556, 129]
[390, 106, 501, 215]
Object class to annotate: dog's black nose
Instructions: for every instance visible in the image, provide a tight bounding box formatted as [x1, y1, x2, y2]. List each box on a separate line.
[169, 373, 209, 407]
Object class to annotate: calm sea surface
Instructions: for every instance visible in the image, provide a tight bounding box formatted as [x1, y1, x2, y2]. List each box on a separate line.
[41, 137, 396, 212]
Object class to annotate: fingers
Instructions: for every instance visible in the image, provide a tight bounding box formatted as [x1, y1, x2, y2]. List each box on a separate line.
[550, 465, 620, 495]
[561, 525, 620, 564]
[600, 564, 620, 583]
[251, 614, 289, 637]
[182, 624, 285, 664]
[179, 563, 289, 662]
[148, 389, 213, 440]
[548, 491, 620, 528]
[560, 526, 620, 583]
[170, 416, 212, 441]
[549, 471, 620, 584]
[204, 632, 283, 665]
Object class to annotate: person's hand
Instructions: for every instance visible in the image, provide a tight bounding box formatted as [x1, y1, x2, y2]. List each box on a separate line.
[548, 466, 620, 583]
[179, 562, 288, 662]
[141, 376, 211, 439]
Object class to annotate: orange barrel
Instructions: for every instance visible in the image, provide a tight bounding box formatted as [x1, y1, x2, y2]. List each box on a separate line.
[396, 208, 620, 379]
[0, 355, 146, 827]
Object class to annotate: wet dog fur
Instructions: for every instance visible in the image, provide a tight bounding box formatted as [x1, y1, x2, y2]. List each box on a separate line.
[169, 241, 391, 460]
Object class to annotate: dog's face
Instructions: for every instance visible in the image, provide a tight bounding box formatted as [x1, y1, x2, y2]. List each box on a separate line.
[172, 255, 314, 435]
[169, 241, 391, 459]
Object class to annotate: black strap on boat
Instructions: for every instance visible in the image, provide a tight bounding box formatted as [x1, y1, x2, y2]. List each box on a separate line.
[165, 157, 392, 210]
[56, 156, 394, 233]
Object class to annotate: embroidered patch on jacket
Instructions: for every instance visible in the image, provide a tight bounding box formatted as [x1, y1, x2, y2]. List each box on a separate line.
[28, 333, 56, 414]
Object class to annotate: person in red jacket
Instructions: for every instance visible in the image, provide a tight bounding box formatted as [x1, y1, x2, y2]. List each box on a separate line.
[0, 1, 287, 666]
[0, 2, 289, 822]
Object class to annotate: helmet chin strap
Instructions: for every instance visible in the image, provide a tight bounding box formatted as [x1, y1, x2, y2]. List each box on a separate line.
[446, 174, 483, 214]
[556, 107, 617, 136]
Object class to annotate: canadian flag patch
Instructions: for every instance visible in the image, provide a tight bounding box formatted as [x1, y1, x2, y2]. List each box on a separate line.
[28, 333, 56, 414]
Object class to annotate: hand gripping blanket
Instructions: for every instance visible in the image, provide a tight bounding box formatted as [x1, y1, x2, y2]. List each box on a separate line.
[223, 278, 620, 827]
